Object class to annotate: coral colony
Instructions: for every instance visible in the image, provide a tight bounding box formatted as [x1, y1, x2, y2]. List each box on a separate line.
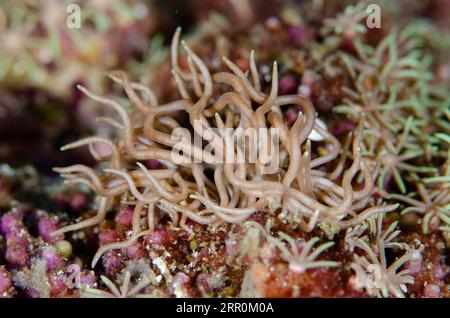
[0, 1, 449, 298]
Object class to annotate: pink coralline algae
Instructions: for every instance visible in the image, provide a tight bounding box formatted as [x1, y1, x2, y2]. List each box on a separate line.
[99, 229, 122, 245]
[42, 246, 64, 272]
[5, 242, 30, 268]
[0, 202, 92, 298]
[146, 228, 178, 247]
[126, 242, 147, 260]
[79, 270, 97, 287]
[1, 212, 22, 233]
[0, 267, 14, 297]
[102, 250, 125, 274]
[114, 206, 134, 228]
[37, 215, 64, 243]
[1, 210, 31, 268]
[49, 273, 68, 297]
